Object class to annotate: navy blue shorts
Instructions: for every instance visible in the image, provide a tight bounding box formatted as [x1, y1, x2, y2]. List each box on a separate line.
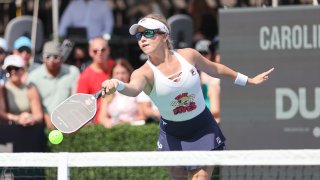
[157, 107, 225, 151]
[157, 107, 226, 171]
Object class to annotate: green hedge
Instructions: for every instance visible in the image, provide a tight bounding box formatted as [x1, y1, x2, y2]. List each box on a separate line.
[46, 124, 170, 179]
[48, 124, 159, 152]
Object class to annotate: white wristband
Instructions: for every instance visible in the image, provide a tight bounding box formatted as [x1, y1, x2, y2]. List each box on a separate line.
[116, 79, 125, 91]
[234, 72, 248, 86]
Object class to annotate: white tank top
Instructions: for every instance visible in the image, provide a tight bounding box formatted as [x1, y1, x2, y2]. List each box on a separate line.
[147, 50, 206, 122]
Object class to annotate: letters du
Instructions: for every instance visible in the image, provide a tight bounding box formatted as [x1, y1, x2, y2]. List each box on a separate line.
[276, 87, 320, 120]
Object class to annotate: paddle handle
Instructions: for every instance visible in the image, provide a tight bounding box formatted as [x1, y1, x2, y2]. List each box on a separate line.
[94, 88, 104, 99]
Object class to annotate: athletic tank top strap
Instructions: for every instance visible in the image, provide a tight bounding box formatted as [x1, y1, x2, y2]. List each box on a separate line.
[146, 60, 157, 71]
[171, 50, 194, 69]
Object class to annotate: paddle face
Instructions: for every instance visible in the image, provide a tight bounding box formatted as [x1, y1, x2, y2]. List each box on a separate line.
[51, 93, 97, 134]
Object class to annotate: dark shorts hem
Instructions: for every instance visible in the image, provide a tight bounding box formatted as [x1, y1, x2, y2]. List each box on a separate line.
[157, 107, 226, 151]
[186, 143, 226, 171]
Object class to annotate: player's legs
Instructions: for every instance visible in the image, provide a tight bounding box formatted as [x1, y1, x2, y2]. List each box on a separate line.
[168, 166, 188, 180]
[188, 166, 214, 180]
[159, 108, 225, 180]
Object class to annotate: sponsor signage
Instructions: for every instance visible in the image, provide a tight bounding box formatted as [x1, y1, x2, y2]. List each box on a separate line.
[219, 6, 320, 149]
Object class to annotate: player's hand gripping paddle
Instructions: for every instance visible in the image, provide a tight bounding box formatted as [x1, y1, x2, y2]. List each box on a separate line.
[51, 88, 104, 133]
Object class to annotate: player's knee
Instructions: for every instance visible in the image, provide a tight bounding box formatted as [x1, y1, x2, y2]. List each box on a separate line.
[188, 167, 213, 180]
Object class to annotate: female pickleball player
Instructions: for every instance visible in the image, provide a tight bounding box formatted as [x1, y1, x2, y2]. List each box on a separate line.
[102, 14, 274, 180]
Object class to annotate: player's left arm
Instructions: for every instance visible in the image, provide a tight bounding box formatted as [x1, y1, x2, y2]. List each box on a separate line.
[207, 81, 221, 124]
[188, 48, 274, 85]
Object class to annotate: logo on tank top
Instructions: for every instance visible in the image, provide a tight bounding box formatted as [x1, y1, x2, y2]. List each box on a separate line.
[190, 68, 197, 76]
[171, 92, 197, 115]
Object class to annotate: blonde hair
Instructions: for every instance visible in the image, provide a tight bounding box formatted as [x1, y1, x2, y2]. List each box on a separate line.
[144, 14, 174, 50]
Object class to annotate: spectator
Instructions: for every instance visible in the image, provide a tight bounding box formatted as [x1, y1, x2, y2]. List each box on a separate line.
[210, 36, 221, 63]
[27, 40, 80, 129]
[98, 58, 144, 128]
[12, 36, 40, 82]
[12, 36, 32, 69]
[76, 36, 114, 124]
[59, 0, 114, 40]
[0, 37, 8, 85]
[187, 0, 218, 42]
[136, 91, 160, 123]
[65, 45, 90, 72]
[128, 0, 169, 23]
[195, 39, 221, 124]
[0, 55, 45, 151]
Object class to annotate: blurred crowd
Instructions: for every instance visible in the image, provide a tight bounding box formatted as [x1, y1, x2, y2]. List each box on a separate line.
[0, 0, 312, 154]
[0, 36, 161, 128]
[1, 0, 312, 41]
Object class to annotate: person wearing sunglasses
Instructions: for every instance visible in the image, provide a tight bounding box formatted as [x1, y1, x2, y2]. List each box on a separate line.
[76, 36, 114, 124]
[101, 14, 274, 180]
[27, 40, 80, 129]
[0, 54, 43, 126]
[0, 55, 46, 152]
[12, 36, 32, 68]
[12, 36, 42, 83]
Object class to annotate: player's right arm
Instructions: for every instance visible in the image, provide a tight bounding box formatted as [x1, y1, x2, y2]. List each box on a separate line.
[102, 68, 147, 97]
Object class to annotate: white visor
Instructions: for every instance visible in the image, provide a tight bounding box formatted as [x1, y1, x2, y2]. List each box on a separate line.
[129, 18, 169, 35]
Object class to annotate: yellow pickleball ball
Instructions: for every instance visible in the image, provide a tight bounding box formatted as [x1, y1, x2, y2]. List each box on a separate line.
[48, 130, 63, 144]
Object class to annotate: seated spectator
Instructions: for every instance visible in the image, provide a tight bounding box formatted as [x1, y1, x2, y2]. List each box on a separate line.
[98, 58, 144, 128]
[195, 39, 221, 124]
[187, 0, 218, 42]
[12, 36, 31, 65]
[0, 37, 8, 85]
[128, 0, 168, 22]
[136, 91, 160, 123]
[76, 36, 114, 124]
[0, 55, 45, 152]
[12, 36, 40, 82]
[65, 45, 90, 72]
[59, 0, 114, 40]
[27, 40, 80, 129]
[210, 36, 221, 63]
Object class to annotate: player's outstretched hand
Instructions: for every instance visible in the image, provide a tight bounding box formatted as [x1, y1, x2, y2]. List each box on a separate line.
[101, 79, 119, 97]
[248, 68, 274, 85]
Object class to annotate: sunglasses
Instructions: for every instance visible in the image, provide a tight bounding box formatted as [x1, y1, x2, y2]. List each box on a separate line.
[199, 51, 209, 56]
[44, 55, 61, 62]
[18, 47, 31, 54]
[93, 48, 106, 54]
[135, 29, 164, 41]
[7, 66, 22, 72]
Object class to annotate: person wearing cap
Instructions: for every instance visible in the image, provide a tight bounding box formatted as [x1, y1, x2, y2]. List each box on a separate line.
[27, 40, 80, 129]
[12, 36, 32, 68]
[101, 14, 274, 179]
[195, 39, 221, 124]
[0, 54, 44, 139]
[12, 36, 42, 83]
[0, 37, 8, 85]
[0, 55, 46, 176]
